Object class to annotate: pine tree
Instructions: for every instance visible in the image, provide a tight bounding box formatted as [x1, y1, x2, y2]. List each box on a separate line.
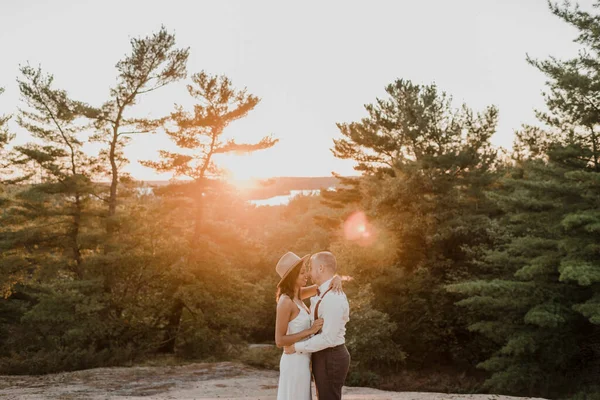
[0, 67, 116, 373]
[449, 145, 599, 397]
[325, 79, 501, 368]
[3, 65, 101, 279]
[141, 71, 277, 352]
[89, 27, 188, 228]
[449, 2, 600, 396]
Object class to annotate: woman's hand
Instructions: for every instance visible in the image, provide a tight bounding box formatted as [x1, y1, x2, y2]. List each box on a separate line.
[329, 275, 343, 294]
[310, 318, 324, 334]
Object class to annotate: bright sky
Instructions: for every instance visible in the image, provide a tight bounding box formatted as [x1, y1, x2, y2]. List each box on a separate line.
[0, 0, 590, 181]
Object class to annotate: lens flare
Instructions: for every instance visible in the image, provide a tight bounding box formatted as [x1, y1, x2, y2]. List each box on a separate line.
[343, 211, 375, 245]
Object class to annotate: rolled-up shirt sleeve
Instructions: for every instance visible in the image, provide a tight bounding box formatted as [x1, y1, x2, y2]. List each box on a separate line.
[295, 296, 346, 354]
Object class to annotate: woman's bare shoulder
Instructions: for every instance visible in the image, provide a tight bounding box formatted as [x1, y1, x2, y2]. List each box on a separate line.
[277, 295, 293, 310]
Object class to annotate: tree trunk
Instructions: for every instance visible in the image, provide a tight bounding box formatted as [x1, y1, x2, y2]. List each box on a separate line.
[158, 298, 184, 353]
[591, 129, 599, 171]
[71, 193, 83, 279]
[108, 131, 118, 219]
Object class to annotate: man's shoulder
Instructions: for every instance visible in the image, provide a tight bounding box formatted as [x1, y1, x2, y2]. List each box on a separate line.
[324, 291, 349, 305]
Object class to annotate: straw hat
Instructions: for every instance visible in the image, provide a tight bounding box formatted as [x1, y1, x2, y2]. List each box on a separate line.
[276, 252, 309, 287]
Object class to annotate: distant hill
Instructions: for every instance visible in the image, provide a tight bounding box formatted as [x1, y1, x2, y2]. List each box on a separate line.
[142, 176, 356, 199]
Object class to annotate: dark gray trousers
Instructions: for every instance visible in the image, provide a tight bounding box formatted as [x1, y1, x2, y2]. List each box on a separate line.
[311, 345, 350, 400]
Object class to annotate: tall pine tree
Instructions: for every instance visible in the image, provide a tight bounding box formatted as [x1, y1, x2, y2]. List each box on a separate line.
[141, 71, 277, 352]
[89, 27, 188, 228]
[449, 2, 600, 397]
[325, 79, 500, 369]
[0, 66, 117, 374]
[6, 65, 100, 279]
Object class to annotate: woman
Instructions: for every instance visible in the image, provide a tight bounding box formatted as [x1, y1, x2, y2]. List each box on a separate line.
[274, 252, 343, 400]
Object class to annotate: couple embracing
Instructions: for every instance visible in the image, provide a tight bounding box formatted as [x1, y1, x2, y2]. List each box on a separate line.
[274, 251, 351, 400]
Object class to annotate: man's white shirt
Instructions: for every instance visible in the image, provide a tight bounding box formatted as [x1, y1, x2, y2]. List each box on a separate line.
[295, 277, 350, 354]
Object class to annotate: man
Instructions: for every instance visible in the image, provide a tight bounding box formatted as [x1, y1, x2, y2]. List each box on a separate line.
[284, 251, 350, 400]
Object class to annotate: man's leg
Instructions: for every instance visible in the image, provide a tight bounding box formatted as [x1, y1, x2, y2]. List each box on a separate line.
[312, 351, 328, 400]
[313, 346, 351, 400]
[329, 345, 350, 400]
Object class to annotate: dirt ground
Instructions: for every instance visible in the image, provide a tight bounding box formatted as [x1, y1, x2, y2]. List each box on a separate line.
[0, 362, 547, 400]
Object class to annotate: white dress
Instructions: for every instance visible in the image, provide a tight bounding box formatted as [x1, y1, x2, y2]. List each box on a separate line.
[277, 296, 313, 400]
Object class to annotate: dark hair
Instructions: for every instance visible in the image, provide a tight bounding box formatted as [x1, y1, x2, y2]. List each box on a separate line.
[276, 261, 304, 302]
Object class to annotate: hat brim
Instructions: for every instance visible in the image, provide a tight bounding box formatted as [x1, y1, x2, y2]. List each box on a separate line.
[277, 254, 310, 287]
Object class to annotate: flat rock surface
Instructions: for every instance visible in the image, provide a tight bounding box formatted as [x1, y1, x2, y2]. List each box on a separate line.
[0, 362, 547, 400]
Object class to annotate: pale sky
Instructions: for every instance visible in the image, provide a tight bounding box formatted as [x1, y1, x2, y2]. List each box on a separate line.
[0, 0, 590, 181]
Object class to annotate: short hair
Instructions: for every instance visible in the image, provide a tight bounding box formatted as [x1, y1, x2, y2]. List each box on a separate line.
[312, 252, 337, 272]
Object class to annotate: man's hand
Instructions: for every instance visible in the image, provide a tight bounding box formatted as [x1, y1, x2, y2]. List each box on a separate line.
[284, 344, 296, 354]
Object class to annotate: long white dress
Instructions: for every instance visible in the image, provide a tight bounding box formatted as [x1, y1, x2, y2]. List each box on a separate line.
[277, 296, 313, 400]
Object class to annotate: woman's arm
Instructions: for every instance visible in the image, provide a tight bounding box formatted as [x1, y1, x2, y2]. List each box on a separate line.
[275, 297, 323, 348]
[299, 275, 344, 300]
[299, 285, 318, 300]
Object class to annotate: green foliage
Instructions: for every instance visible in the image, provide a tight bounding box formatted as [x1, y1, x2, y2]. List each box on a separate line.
[346, 369, 382, 388]
[141, 71, 277, 181]
[87, 26, 189, 218]
[345, 285, 405, 371]
[450, 157, 600, 397]
[0, 29, 275, 374]
[325, 77, 501, 374]
[448, 2, 600, 397]
[0, 280, 137, 374]
[3, 3, 600, 398]
[333, 79, 497, 176]
[1, 66, 103, 301]
[138, 71, 278, 353]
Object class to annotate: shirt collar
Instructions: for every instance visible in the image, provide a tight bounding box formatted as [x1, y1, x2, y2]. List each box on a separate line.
[318, 278, 333, 297]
